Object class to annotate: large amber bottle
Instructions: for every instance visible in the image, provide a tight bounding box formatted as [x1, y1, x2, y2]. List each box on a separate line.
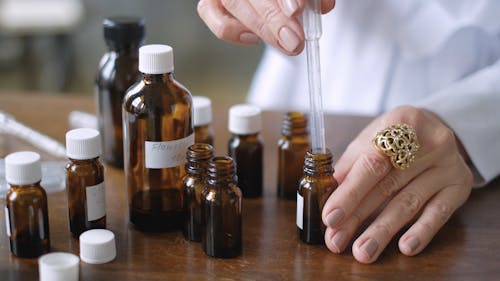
[297, 149, 338, 244]
[277, 112, 310, 199]
[123, 44, 194, 232]
[183, 143, 214, 241]
[4, 151, 50, 258]
[202, 156, 242, 258]
[96, 17, 145, 168]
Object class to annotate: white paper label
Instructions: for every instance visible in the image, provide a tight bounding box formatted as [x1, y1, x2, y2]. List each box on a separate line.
[5, 207, 11, 237]
[145, 133, 195, 169]
[86, 182, 106, 221]
[296, 192, 303, 230]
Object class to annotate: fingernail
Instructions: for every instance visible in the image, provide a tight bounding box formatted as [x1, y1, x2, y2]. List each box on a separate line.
[401, 236, 420, 254]
[332, 230, 347, 252]
[278, 26, 300, 53]
[281, 0, 299, 17]
[360, 238, 378, 259]
[239, 32, 260, 45]
[326, 208, 345, 227]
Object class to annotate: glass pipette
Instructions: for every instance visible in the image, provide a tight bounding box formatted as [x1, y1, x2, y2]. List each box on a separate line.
[303, 0, 326, 153]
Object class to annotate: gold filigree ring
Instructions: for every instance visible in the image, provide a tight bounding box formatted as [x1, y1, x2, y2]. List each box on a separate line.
[372, 124, 420, 170]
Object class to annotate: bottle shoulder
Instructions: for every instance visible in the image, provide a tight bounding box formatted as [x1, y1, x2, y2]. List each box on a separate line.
[6, 185, 47, 203]
[65, 160, 105, 178]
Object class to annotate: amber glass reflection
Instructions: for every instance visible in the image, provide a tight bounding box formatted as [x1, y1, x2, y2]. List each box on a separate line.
[65, 158, 106, 236]
[228, 133, 263, 198]
[5, 183, 50, 258]
[123, 73, 193, 232]
[183, 143, 214, 241]
[277, 112, 310, 199]
[202, 156, 242, 258]
[298, 149, 338, 244]
[194, 124, 214, 145]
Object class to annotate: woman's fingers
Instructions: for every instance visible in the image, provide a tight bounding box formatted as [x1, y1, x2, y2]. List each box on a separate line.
[198, 0, 260, 45]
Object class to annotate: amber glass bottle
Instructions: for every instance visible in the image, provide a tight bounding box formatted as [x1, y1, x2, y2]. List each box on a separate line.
[202, 156, 242, 258]
[183, 143, 214, 241]
[228, 104, 263, 198]
[297, 149, 338, 244]
[4, 151, 50, 258]
[96, 17, 145, 168]
[65, 128, 106, 237]
[123, 44, 194, 232]
[193, 96, 214, 145]
[277, 112, 310, 199]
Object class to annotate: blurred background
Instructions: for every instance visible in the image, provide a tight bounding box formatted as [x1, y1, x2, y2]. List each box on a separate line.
[0, 0, 264, 104]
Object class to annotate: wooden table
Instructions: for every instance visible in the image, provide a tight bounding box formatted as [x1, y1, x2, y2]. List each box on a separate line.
[1, 93, 499, 281]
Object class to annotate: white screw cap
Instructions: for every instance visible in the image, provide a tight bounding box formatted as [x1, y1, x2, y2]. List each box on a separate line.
[193, 96, 212, 126]
[66, 128, 102, 160]
[5, 151, 42, 185]
[139, 44, 174, 74]
[39, 252, 79, 281]
[228, 104, 262, 135]
[79, 229, 116, 264]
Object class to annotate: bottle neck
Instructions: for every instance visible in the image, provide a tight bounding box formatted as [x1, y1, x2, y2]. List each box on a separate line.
[303, 148, 333, 176]
[207, 156, 237, 185]
[185, 144, 214, 175]
[69, 157, 100, 164]
[106, 42, 141, 54]
[231, 132, 260, 140]
[282, 112, 308, 137]
[142, 73, 174, 84]
[9, 181, 42, 189]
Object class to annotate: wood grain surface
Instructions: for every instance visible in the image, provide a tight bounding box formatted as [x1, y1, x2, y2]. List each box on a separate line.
[0, 92, 499, 281]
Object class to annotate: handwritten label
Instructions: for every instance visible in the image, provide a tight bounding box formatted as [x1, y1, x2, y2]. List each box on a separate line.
[145, 134, 195, 169]
[296, 192, 303, 230]
[5, 207, 11, 237]
[86, 182, 106, 221]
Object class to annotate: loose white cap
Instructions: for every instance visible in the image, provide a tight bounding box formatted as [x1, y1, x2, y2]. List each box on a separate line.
[228, 104, 262, 135]
[139, 44, 174, 74]
[79, 229, 116, 264]
[193, 96, 212, 126]
[66, 128, 102, 160]
[39, 252, 79, 281]
[5, 151, 42, 185]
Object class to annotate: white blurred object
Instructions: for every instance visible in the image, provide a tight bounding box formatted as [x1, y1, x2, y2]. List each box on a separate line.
[68, 111, 98, 130]
[0, 111, 66, 158]
[0, 0, 84, 35]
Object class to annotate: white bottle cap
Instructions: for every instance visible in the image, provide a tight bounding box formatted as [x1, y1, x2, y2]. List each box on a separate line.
[66, 128, 102, 160]
[5, 151, 42, 185]
[39, 252, 79, 281]
[139, 44, 174, 74]
[228, 104, 262, 135]
[193, 96, 212, 126]
[79, 229, 116, 264]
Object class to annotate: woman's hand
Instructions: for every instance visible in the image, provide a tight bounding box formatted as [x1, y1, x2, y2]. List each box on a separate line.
[322, 106, 473, 263]
[197, 0, 335, 55]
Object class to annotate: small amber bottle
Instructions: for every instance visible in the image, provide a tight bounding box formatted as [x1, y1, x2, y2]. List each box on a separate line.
[4, 151, 50, 258]
[123, 44, 194, 232]
[193, 96, 214, 145]
[65, 128, 106, 237]
[228, 104, 263, 198]
[182, 143, 214, 242]
[202, 156, 242, 258]
[277, 112, 310, 199]
[96, 17, 145, 168]
[297, 149, 338, 244]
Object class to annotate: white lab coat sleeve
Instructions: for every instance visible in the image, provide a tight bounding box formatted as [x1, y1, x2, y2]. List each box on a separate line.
[416, 58, 500, 187]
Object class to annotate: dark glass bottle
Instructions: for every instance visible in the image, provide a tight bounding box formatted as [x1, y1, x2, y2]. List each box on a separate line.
[65, 128, 106, 237]
[96, 17, 145, 168]
[297, 149, 338, 244]
[123, 44, 194, 232]
[193, 96, 214, 145]
[183, 143, 214, 241]
[202, 156, 242, 258]
[277, 112, 310, 199]
[4, 151, 50, 258]
[227, 104, 263, 198]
